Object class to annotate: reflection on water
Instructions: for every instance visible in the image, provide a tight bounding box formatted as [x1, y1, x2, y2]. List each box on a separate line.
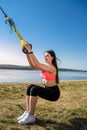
[0, 69, 87, 82]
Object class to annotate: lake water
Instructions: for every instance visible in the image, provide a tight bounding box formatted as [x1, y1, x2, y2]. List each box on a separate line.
[0, 69, 87, 82]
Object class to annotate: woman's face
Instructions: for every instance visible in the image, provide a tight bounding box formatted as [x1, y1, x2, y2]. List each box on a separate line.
[44, 52, 53, 64]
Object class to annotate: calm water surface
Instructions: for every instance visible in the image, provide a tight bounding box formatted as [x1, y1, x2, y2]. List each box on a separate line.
[0, 69, 87, 82]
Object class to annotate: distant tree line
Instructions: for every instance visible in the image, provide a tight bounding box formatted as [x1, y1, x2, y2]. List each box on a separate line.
[0, 64, 87, 72]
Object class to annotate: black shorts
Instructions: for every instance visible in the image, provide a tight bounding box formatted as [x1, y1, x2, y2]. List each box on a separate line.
[26, 84, 60, 101]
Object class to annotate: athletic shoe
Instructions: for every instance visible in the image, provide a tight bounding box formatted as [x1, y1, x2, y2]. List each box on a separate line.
[18, 112, 36, 125]
[17, 110, 28, 121]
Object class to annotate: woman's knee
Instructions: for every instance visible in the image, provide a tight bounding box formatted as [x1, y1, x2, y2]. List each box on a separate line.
[30, 86, 38, 96]
[26, 84, 35, 96]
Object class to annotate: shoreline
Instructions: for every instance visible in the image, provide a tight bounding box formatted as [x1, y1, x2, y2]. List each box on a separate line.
[60, 79, 87, 82]
[0, 80, 87, 84]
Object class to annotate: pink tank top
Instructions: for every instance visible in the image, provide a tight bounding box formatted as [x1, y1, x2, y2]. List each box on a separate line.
[41, 71, 56, 80]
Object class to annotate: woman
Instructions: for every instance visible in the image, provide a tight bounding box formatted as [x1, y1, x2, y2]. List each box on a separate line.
[18, 43, 60, 125]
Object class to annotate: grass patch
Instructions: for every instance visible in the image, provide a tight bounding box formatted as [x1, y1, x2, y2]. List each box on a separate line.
[0, 81, 87, 130]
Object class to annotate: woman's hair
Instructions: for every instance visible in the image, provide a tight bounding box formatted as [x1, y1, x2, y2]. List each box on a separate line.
[45, 50, 59, 84]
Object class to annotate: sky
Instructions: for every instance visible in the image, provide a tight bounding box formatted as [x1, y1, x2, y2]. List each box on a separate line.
[0, 0, 87, 70]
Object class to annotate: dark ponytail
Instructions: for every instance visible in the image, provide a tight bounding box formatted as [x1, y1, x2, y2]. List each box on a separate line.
[45, 50, 59, 84]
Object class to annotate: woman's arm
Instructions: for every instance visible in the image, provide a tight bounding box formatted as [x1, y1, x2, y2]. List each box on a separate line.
[26, 54, 35, 67]
[24, 43, 39, 69]
[24, 43, 56, 73]
[27, 53, 55, 73]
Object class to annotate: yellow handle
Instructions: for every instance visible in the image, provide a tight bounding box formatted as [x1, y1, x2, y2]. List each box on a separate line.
[20, 39, 27, 49]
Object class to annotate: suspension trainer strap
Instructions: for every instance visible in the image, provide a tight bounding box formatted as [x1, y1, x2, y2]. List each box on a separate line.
[0, 6, 31, 54]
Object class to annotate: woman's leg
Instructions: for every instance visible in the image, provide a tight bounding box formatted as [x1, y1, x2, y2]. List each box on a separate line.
[18, 84, 38, 124]
[26, 84, 60, 114]
[26, 84, 39, 115]
[26, 84, 34, 112]
[26, 95, 37, 115]
[29, 96, 38, 115]
[18, 84, 60, 124]
[26, 95, 30, 111]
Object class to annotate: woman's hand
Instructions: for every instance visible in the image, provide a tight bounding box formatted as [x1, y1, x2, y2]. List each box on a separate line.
[24, 43, 32, 53]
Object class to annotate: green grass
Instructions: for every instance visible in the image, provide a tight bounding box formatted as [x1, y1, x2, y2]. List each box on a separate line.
[0, 81, 87, 130]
